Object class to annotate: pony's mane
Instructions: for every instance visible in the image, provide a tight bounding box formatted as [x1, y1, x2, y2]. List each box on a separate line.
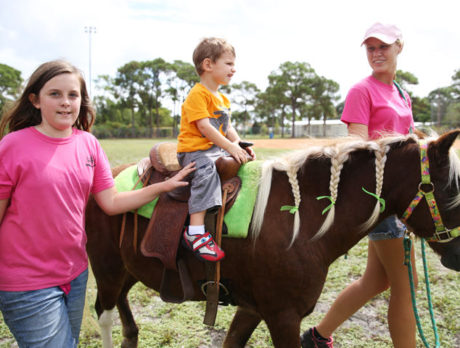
[447, 145, 460, 208]
[251, 134, 419, 245]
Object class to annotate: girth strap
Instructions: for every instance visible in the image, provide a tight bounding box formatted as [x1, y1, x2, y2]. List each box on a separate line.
[203, 185, 230, 326]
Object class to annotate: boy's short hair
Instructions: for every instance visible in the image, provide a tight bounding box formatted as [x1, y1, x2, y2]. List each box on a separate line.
[193, 37, 235, 76]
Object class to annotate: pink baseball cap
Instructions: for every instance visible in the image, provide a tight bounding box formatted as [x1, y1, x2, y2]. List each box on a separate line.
[361, 22, 402, 45]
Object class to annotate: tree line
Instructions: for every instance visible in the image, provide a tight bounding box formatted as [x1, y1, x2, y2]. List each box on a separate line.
[1, 60, 459, 138]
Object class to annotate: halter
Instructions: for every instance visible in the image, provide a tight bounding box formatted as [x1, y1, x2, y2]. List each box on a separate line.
[401, 140, 460, 243]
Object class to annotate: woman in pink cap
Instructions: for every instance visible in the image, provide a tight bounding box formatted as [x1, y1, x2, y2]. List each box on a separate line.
[302, 23, 417, 348]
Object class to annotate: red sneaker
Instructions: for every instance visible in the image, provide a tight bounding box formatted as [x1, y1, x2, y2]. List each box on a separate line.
[182, 229, 225, 262]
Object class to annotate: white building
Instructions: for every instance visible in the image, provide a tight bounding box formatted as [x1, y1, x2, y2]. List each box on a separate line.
[291, 119, 348, 138]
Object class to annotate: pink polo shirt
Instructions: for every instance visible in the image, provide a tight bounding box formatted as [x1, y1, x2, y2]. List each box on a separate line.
[341, 75, 414, 139]
[0, 127, 114, 291]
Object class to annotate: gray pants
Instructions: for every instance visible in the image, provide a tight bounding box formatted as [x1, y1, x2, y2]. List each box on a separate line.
[177, 146, 224, 214]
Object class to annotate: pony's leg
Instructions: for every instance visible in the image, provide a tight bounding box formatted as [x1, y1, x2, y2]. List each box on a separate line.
[223, 306, 261, 348]
[116, 277, 139, 348]
[94, 274, 138, 348]
[264, 310, 302, 348]
[98, 308, 115, 348]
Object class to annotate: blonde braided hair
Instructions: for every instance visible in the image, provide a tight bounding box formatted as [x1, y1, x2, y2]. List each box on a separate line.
[359, 143, 390, 231]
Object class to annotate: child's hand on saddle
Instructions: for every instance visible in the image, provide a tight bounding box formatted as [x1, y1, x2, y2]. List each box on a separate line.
[163, 162, 195, 191]
[228, 142, 249, 164]
[245, 147, 256, 160]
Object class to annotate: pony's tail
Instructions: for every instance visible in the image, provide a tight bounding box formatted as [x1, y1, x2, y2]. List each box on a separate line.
[251, 160, 275, 241]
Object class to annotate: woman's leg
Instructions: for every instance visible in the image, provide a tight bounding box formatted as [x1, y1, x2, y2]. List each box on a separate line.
[373, 237, 417, 348]
[315, 240, 390, 338]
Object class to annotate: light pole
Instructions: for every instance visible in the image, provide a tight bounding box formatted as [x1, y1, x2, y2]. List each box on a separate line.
[84, 26, 96, 97]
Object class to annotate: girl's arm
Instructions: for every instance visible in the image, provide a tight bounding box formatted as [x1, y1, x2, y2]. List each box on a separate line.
[0, 199, 8, 224]
[93, 162, 195, 216]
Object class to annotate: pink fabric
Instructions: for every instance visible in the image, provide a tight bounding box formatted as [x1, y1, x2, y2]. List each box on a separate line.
[341, 75, 414, 139]
[0, 127, 114, 291]
[362, 22, 402, 45]
[59, 283, 71, 295]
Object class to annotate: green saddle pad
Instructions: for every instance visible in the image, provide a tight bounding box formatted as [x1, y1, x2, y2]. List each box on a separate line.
[223, 160, 262, 238]
[114, 165, 159, 218]
[114, 160, 262, 238]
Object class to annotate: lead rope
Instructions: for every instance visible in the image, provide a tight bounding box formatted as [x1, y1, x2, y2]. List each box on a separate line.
[403, 233, 440, 348]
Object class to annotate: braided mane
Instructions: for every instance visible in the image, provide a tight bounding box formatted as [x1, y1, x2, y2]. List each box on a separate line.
[251, 134, 422, 245]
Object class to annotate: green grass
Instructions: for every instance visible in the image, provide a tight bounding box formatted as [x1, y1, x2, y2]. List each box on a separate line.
[1, 139, 459, 347]
[98, 137, 292, 168]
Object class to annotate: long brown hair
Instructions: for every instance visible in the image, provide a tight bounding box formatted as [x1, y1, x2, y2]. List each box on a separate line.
[0, 60, 95, 139]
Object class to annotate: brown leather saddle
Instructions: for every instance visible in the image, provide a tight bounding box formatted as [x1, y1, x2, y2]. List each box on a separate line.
[128, 143, 243, 303]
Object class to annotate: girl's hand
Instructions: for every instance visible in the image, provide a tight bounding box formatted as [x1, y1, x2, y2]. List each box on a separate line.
[162, 162, 196, 192]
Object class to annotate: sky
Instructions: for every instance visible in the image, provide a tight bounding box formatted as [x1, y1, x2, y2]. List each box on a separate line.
[1, 0, 459, 102]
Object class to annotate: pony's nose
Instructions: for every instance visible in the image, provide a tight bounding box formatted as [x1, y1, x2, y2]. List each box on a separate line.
[441, 251, 460, 271]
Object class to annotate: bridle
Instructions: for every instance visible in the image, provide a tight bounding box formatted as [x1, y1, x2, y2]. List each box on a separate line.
[401, 139, 460, 243]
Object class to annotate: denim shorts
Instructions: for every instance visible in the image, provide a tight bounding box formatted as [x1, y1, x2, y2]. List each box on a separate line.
[0, 268, 88, 348]
[368, 215, 406, 241]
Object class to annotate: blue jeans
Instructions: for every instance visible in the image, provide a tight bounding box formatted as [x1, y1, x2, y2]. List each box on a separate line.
[368, 215, 406, 241]
[0, 268, 88, 348]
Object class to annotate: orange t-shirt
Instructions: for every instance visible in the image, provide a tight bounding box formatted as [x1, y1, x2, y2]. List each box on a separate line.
[177, 83, 231, 152]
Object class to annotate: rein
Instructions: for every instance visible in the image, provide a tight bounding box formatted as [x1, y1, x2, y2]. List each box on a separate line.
[403, 234, 440, 348]
[401, 140, 460, 243]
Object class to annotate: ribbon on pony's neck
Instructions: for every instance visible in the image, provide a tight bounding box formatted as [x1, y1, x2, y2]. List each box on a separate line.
[315, 196, 335, 215]
[280, 205, 299, 214]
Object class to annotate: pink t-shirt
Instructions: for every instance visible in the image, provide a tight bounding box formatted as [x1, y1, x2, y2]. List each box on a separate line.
[341, 75, 414, 139]
[0, 127, 114, 291]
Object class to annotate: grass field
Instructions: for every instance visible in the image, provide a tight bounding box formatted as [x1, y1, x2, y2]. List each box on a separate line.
[1, 138, 459, 348]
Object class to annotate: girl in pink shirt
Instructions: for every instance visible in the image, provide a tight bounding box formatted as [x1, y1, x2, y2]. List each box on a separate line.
[0, 60, 194, 347]
[303, 23, 418, 348]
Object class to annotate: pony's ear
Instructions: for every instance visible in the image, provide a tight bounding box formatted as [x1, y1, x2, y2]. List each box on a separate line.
[414, 128, 427, 139]
[436, 129, 460, 154]
[430, 129, 460, 166]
